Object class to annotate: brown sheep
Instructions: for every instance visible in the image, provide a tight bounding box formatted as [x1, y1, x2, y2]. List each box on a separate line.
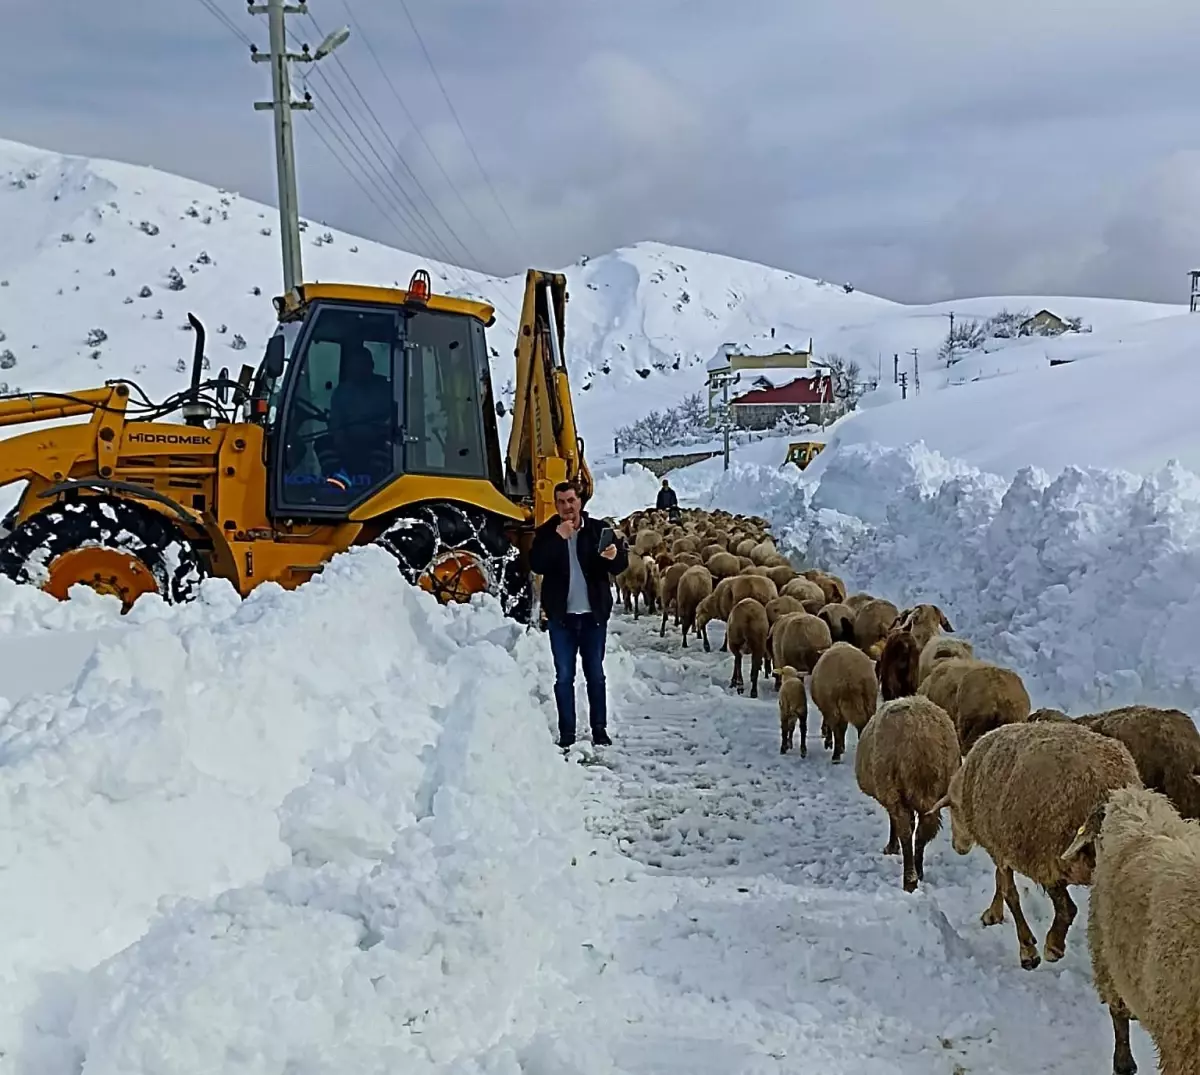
[673, 536, 701, 556]
[765, 594, 806, 626]
[675, 551, 703, 567]
[853, 598, 900, 656]
[616, 554, 649, 618]
[781, 577, 826, 607]
[1060, 786, 1200, 1075]
[765, 564, 797, 590]
[810, 641, 878, 763]
[801, 569, 847, 605]
[736, 555, 754, 571]
[657, 562, 692, 636]
[876, 629, 921, 701]
[749, 539, 778, 566]
[726, 574, 778, 608]
[917, 635, 975, 685]
[640, 556, 660, 614]
[917, 656, 984, 725]
[633, 529, 664, 556]
[740, 564, 773, 578]
[818, 602, 856, 645]
[928, 721, 1141, 970]
[1043, 705, 1200, 821]
[735, 537, 758, 558]
[843, 592, 874, 614]
[727, 597, 769, 698]
[856, 695, 960, 891]
[955, 663, 1031, 755]
[676, 565, 714, 648]
[772, 612, 832, 679]
[694, 592, 719, 651]
[776, 665, 808, 755]
[895, 603, 954, 652]
[706, 551, 741, 579]
[700, 542, 727, 563]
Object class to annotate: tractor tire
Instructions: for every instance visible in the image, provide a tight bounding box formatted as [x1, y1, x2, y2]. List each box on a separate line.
[0, 495, 207, 611]
[375, 502, 532, 624]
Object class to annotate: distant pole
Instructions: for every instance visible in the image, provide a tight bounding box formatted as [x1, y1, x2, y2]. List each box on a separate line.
[946, 311, 955, 365]
[899, 371, 908, 399]
[722, 374, 731, 471]
[910, 347, 919, 394]
[893, 353, 899, 384]
[249, 1, 349, 293]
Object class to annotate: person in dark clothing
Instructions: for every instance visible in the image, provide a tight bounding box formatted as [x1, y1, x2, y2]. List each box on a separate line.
[528, 480, 629, 748]
[656, 479, 678, 512]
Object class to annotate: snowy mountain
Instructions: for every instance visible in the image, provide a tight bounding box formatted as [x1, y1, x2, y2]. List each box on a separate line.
[0, 135, 1187, 463]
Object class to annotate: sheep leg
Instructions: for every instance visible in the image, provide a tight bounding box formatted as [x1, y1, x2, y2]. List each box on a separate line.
[780, 712, 793, 754]
[633, 592, 640, 620]
[701, 625, 710, 652]
[997, 866, 1041, 970]
[749, 651, 762, 699]
[681, 616, 689, 648]
[980, 866, 1006, 926]
[1107, 1004, 1137, 1075]
[659, 603, 670, 637]
[798, 711, 807, 758]
[763, 648, 772, 678]
[914, 811, 940, 882]
[895, 808, 919, 891]
[882, 815, 901, 855]
[822, 718, 832, 750]
[831, 721, 847, 764]
[1042, 883, 1077, 963]
[730, 651, 743, 693]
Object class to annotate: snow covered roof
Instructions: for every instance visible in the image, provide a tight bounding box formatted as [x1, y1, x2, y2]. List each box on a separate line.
[705, 337, 813, 372]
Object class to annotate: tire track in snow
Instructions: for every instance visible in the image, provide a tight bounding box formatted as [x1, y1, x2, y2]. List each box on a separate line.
[564, 613, 1155, 1075]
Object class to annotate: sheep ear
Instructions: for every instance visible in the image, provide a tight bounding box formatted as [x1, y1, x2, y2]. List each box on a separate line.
[939, 607, 954, 631]
[1192, 773, 1200, 788]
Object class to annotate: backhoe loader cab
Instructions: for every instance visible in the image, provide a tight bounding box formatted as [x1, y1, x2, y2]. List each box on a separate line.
[0, 268, 591, 619]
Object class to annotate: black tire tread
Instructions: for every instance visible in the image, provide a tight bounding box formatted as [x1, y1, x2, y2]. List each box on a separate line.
[0, 495, 206, 604]
[375, 502, 531, 623]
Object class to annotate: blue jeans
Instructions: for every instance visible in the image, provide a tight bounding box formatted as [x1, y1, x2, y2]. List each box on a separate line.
[547, 613, 608, 742]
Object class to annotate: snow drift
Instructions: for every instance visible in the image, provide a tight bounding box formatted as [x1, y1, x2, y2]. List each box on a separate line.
[0, 550, 647, 1073]
[658, 439, 1200, 715]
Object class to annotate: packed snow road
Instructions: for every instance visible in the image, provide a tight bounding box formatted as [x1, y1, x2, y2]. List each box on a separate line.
[572, 612, 1154, 1075]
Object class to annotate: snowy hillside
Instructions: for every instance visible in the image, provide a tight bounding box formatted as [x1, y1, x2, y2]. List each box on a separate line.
[1, 135, 1188, 466]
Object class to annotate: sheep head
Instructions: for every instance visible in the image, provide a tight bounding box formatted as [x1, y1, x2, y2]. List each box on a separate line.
[1060, 799, 1107, 883]
[776, 665, 800, 682]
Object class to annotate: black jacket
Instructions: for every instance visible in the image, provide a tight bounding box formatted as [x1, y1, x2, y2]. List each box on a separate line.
[656, 487, 678, 510]
[529, 512, 629, 624]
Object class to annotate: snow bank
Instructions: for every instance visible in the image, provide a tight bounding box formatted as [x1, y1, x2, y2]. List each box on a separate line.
[585, 462, 661, 520]
[780, 443, 1200, 711]
[605, 438, 1200, 715]
[3, 549, 649, 1073]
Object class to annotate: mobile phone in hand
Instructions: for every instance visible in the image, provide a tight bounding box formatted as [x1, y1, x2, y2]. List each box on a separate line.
[597, 526, 615, 550]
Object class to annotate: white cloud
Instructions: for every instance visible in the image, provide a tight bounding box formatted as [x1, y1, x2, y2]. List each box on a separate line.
[2, 0, 1199, 303]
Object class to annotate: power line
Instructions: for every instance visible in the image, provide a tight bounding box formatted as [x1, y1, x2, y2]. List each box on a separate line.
[336, 0, 506, 259]
[193, 0, 254, 47]
[395, 0, 521, 245]
[300, 11, 485, 270]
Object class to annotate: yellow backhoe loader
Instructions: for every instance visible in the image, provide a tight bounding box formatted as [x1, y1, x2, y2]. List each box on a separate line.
[0, 268, 591, 622]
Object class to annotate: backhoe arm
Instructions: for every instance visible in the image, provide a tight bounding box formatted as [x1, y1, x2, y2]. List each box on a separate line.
[504, 269, 593, 526]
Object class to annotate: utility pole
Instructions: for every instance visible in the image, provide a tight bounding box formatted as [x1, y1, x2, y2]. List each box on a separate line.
[709, 369, 737, 471]
[249, 1, 349, 293]
[899, 371, 908, 399]
[893, 353, 899, 384]
[946, 311, 955, 366]
[909, 347, 919, 394]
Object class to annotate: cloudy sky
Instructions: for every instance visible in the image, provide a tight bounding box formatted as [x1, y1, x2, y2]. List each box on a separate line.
[4, 0, 1200, 303]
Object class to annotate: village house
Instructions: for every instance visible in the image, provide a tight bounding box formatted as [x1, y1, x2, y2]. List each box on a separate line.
[1018, 309, 1069, 336]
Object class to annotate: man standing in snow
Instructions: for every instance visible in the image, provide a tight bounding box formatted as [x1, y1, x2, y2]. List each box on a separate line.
[529, 480, 628, 748]
[656, 479, 678, 512]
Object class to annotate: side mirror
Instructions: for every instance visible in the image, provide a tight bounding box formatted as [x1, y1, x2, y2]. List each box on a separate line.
[216, 366, 230, 405]
[262, 332, 286, 378]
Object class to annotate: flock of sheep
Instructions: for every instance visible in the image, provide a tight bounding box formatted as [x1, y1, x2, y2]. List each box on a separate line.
[608, 504, 1200, 1075]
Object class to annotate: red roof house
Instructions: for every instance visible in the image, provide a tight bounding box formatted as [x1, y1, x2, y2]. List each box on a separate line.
[730, 372, 834, 408]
